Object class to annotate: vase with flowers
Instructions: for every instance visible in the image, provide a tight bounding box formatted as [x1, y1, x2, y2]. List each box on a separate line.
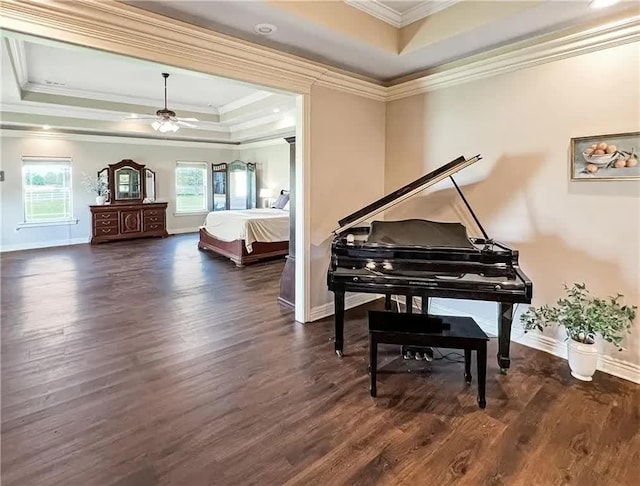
[520, 283, 636, 381]
[82, 173, 109, 205]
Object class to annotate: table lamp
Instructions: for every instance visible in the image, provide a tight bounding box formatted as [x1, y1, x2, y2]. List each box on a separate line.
[259, 188, 273, 208]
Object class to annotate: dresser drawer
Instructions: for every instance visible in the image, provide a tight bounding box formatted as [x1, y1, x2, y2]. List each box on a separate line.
[143, 214, 164, 224]
[94, 211, 118, 221]
[143, 208, 163, 217]
[94, 218, 119, 229]
[93, 227, 117, 237]
[144, 222, 165, 232]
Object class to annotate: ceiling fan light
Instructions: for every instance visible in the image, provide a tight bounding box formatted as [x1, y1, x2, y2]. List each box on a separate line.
[152, 119, 180, 133]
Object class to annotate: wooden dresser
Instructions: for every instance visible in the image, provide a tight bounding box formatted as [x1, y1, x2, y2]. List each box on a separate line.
[90, 202, 168, 244]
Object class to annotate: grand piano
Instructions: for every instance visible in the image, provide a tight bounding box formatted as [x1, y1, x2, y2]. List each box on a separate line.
[327, 155, 533, 373]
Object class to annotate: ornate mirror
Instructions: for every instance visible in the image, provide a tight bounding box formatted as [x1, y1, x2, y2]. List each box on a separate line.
[107, 159, 146, 204]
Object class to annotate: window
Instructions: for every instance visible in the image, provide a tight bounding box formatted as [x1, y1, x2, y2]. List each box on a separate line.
[175, 162, 207, 213]
[22, 157, 73, 223]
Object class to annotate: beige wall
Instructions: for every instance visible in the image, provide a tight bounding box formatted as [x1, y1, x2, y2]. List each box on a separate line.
[385, 42, 640, 365]
[310, 85, 386, 308]
[241, 141, 290, 207]
[0, 134, 237, 250]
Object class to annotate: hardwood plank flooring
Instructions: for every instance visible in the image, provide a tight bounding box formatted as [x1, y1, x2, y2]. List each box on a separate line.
[1, 234, 638, 485]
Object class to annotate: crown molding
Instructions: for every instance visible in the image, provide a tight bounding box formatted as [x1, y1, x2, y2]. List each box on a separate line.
[343, 1, 402, 28]
[0, 1, 635, 106]
[218, 91, 274, 115]
[315, 70, 386, 102]
[387, 12, 640, 100]
[237, 138, 288, 150]
[0, 127, 240, 148]
[344, 1, 460, 28]
[4, 36, 28, 86]
[401, 1, 461, 27]
[0, 0, 385, 101]
[22, 81, 222, 116]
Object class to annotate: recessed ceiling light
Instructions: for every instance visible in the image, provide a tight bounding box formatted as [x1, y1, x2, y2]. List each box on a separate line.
[42, 125, 51, 130]
[254, 23, 277, 35]
[590, 0, 621, 8]
[272, 108, 280, 113]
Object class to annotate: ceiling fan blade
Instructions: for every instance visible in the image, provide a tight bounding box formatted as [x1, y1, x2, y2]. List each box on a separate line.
[177, 121, 198, 128]
[176, 117, 199, 122]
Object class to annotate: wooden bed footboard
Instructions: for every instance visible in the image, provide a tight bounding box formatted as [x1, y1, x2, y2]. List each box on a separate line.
[198, 227, 288, 267]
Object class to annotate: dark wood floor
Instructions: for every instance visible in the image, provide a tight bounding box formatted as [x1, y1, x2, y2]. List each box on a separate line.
[1, 235, 638, 486]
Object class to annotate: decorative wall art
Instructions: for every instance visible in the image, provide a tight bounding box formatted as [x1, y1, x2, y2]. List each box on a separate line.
[571, 132, 639, 181]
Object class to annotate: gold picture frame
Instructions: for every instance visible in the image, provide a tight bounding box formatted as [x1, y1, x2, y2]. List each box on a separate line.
[571, 131, 640, 181]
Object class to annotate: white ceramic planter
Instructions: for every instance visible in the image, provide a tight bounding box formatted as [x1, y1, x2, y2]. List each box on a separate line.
[567, 339, 598, 381]
[95, 195, 106, 205]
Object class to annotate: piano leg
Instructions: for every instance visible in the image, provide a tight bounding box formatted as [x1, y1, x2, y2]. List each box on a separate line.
[334, 290, 345, 357]
[421, 296, 429, 314]
[498, 302, 513, 373]
[384, 294, 392, 311]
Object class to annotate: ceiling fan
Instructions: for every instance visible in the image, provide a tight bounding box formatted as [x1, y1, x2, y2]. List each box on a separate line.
[126, 73, 198, 133]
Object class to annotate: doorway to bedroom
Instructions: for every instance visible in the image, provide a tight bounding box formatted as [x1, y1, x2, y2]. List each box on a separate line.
[0, 31, 306, 318]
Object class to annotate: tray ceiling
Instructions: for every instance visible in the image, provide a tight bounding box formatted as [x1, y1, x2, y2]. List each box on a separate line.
[126, 0, 639, 81]
[0, 34, 296, 143]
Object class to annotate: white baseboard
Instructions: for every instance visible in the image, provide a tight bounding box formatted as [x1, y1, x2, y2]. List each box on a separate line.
[309, 294, 382, 322]
[0, 237, 89, 252]
[169, 227, 200, 235]
[393, 296, 640, 384]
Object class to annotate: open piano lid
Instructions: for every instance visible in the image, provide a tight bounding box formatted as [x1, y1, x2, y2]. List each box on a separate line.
[334, 155, 482, 235]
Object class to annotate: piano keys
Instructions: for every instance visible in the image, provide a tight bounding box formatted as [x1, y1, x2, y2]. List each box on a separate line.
[326, 155, 533, 373]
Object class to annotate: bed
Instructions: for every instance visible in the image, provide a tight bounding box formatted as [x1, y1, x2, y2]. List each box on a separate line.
[198, 207, 290, 266]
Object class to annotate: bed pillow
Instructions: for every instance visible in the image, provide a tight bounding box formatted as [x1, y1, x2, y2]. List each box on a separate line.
[272, 193, 289, 209]
[283, 200, 290, 211]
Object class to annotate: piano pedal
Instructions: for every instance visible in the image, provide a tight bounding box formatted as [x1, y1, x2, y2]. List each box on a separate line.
[414, 351, 423, 361]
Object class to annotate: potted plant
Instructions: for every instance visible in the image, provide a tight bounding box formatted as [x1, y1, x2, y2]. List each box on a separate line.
[81, 173, 109, 205]
[520, 283, 636, 381]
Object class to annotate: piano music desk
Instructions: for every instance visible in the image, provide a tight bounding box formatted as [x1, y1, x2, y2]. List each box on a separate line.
[368, 311, 490, 409]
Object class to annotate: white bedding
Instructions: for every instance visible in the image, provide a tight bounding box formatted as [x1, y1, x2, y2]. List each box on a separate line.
[201, 208, 289, 253]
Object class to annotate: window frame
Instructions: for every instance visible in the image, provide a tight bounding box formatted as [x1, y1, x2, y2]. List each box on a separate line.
[174, 161, 209, 215]
[21, 156, 74, 225]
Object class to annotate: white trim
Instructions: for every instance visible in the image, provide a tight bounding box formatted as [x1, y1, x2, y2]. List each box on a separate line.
[294, 94, 310, 322]
[5, 37, 28, 87]
[0, 1, 385, 101]
[173, 212, 208, 218]
[0, 0, 635, 104]
[0, 128, 239, 149]
[343, 1, 403, 28]
[169, 227, 199, 234]
[16, 218, 78, 229]
[405, 297, 640, 384]
[237, 138, 288, 150]
[388, 13, 640, 100]
[343, 0, 459, 28]
[22, 81, 222, 116]
[309, 294, 382, 322]
[218, 91, 274, 115]
[518, 332, 640, 385]
[0, 237, 89, 253]
[401, 1, 461, 27]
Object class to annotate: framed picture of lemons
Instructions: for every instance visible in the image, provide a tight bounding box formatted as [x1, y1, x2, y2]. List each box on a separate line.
[571, 132, 640, 181]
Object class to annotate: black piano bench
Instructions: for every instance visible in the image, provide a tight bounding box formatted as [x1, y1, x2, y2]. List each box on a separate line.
[368, 311, 490, 409]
